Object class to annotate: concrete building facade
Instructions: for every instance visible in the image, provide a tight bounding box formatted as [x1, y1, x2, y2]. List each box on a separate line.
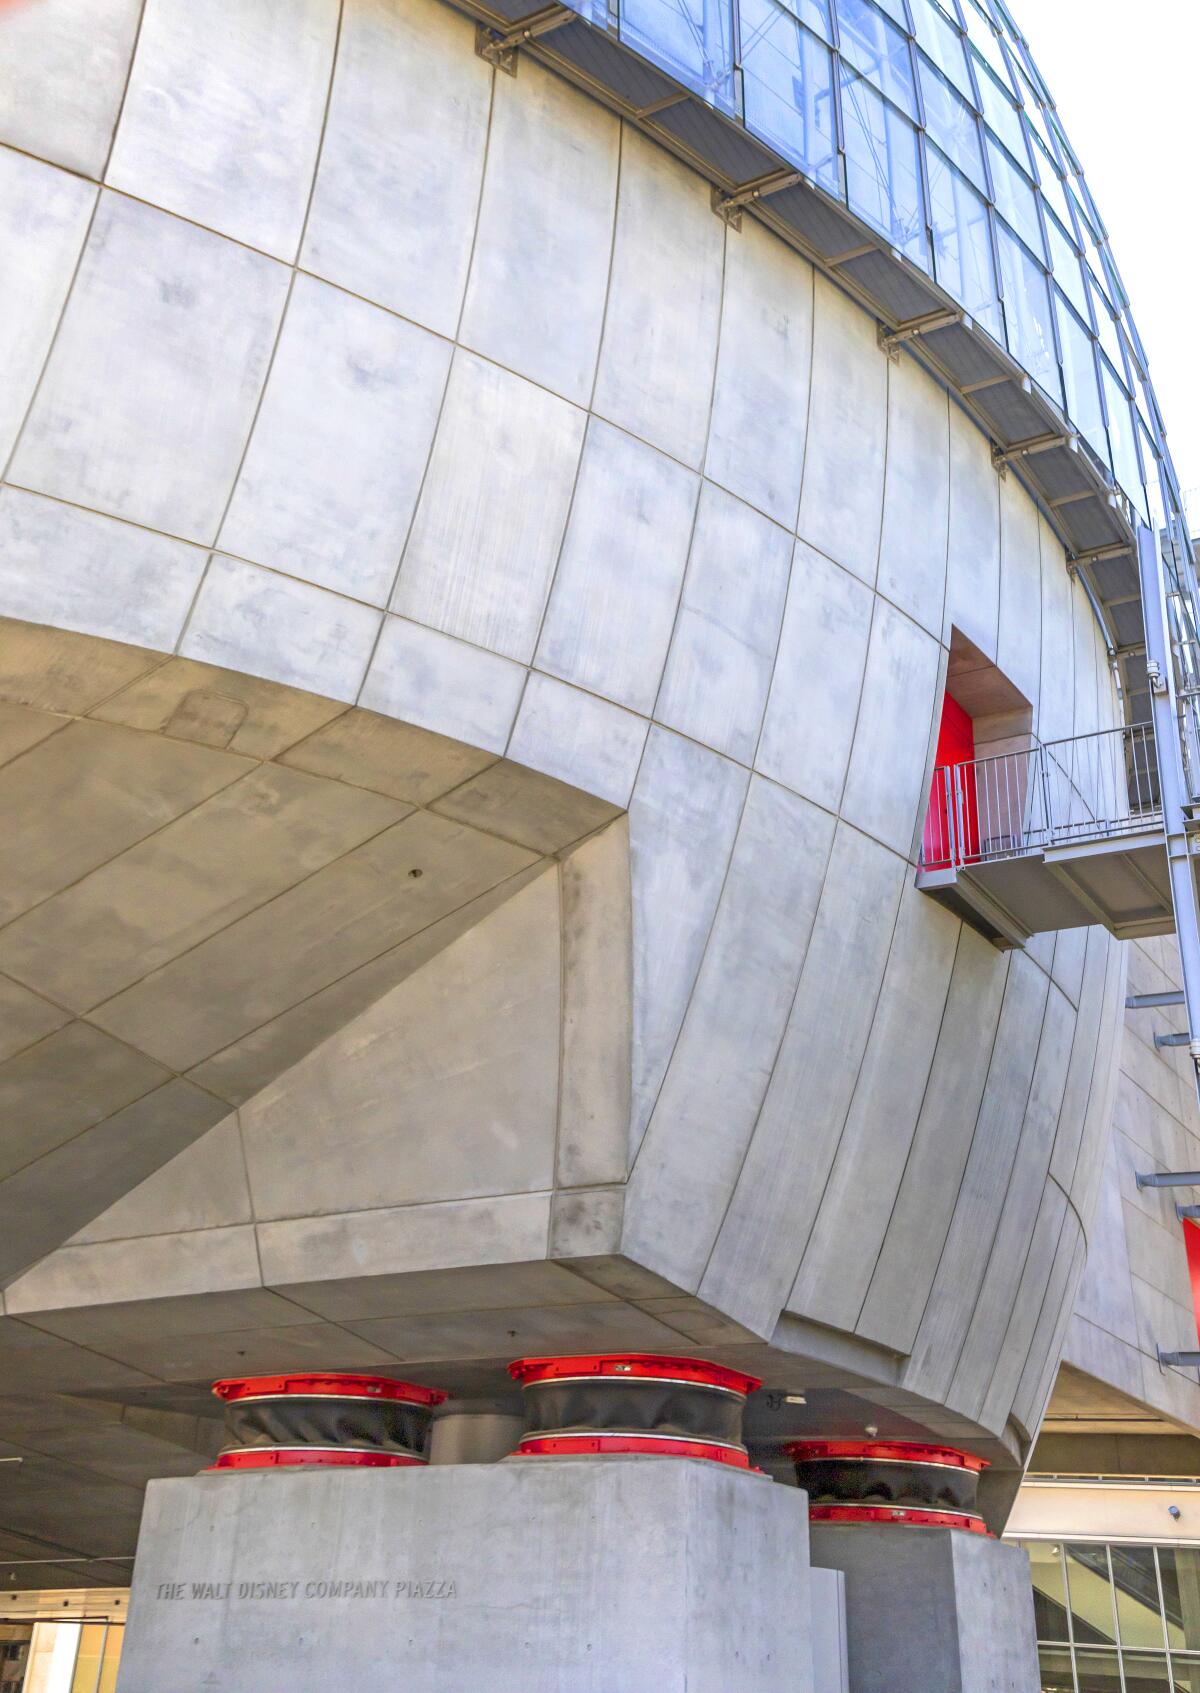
[0, 0, 1196, 1686]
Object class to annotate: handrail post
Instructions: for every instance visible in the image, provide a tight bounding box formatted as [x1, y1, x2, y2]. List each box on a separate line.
[952, 764, 966, 868]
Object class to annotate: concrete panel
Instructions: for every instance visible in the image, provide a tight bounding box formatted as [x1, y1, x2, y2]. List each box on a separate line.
[460, 60, 618, 405]
[947, 982, 1075, 1423]
[280, 709, 495, 806]
[756, 541, 874, 810]
[0, 1022, 169, 1184]
[840, 598, 942, 859]
[220, 275, 451, 604]
[0, 0, 143, 176]
[0, 1079, 229, 1284]
[535, 418, 699, 712]
[0, 975, 69, 1065]
[811, 1523, 1038, 1693]
[944, 401, 1000, 657]
[626, 777, 835, 1290]
[788, 883, 960, 1332]
[627, 728, 749, 1149]
[1048, 926, 1110, 1191]
[1013, 1216, 1085, 1436]
[0, 618, 165, 715]
[302, 0, 491, 336]
[509, 672, 647, 808]
[857, 926, 1008, 1350]
[557, 820, 633, 1189]
[876, 354, 949, 636]
[257, 1194, 555, 1301]
[796, 275, 887, 585]
[902, 951, 1052, 1403]
[979, 1181, 1070, 1433]
[13, 193, 289, 542]
[361, 616, 526, 755]
[1038, 516, 1075, 742]
[394, 350, 585, 661]
[593, 128, 724, 469]
[90, 810, 538, 1070]
[0, 149, 95, 466]
[182, 556, 382, 703]
[239, 870, 561, 1218]
[655, 483, 792, 763]
[187, 865, 545, 1105]
[344, 1299, 693, 1360]
[0, 764, 406, 1011]
[106, 0, 338, 257]
[432, 759, 619, 854]
[70, 1115, 252, 1244]
[0, 701, 68, 768]
[995, 473, 1042, 716]
[118, 1461, 813, 1693]
[700, 824, 907, 1333]
[706, 218, 812, 528]
[0, 488, 205, 652]
[0, 718, 248, 924]
[90, 655, 346, 760]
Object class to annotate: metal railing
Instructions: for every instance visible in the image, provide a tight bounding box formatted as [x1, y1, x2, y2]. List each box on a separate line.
[921, 723, 1160, 872]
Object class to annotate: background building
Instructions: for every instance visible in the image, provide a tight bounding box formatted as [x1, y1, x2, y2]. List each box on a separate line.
[0, 0, 1197, 1686]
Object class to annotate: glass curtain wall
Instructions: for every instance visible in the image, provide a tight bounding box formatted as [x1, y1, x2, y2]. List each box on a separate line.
[554, 0, 1190, 556]
[1014, 1538, 1200, 1692]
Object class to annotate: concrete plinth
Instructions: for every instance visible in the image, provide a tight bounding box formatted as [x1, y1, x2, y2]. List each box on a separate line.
[117, 1458, 813, 1693]
[809, 1524, 1039, 1693]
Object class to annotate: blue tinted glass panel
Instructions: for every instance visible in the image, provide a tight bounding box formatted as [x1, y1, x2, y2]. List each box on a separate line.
[620, 0, 737, 108]
[776, 0, 832, 35]
[926, 146, 1001, 337]
[836, 0, 917, 116]
[1054, 292, 1105, 459]
[1088, 269, 1123, 369]
[974, 61, 1026, 159]
[1029, 137, 1075, 235]
[962, 0, 1012, 85]
[918, 58, 985, 188]
[741, 0, 839, 188]
[840, 68, 929, 266]
[986, 136, 1042, 256]
[996, 220, 1059, 400]
[1044, 210, 1087, 319]
[1101, 355, 1144, 510]
[862, 0, 908, 25]
[910, 0, 973, 98]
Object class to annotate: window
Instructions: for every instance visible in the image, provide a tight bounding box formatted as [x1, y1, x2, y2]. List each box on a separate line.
[740, 0, 840, 190]
[839, 67, 929, 267]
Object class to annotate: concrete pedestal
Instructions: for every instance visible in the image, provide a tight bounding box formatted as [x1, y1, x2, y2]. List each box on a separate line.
[810, 1524, 1039, 1693]
[116, 1458, 813, 1693]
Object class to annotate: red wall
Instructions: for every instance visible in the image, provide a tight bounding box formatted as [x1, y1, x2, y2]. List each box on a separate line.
[923, 692, 977, 866]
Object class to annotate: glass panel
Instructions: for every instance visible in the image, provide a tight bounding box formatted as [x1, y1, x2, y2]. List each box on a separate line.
[1030, 135, 1075, 235]
[840, 68, 929, 266]
[1036, 1645, 1077, 1692]
[741, 0, 840, 189]
[1073, 1648, 1124, 1693]
[1028, 1540, 1072, 1645]
[864, 0, 909, 27]
[620, 0, 738, 109]
[1045, 211, 1087, 319]
[836, 0, 917, 116]
[911, 0, 973, 99]
[1066, 1545, 1120, 1647]
[1112, 1546, 1169, 1652]
[1101, 355, 1144, 509]
[1055, 292, 1106, 460]
[1172, 1654, 1200, 1693]
[926, 145, 1001, 337]
[1089, 270, 1124, 369]
[776, 0, 832, 37]
[919, 57, 985, 188]
[996, 220, 1059, 400]
[1122, 1654, 1173, 1693]
[986, 135, 1041, 255]
[962, 0, 1012, 86]
[1160, 1549, 1200, 1654]
[975, 61, 1026, 159]
[69, 1624, 105, 1693]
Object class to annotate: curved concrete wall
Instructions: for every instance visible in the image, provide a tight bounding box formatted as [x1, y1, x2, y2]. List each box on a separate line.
[0, 0, 1127, 1453]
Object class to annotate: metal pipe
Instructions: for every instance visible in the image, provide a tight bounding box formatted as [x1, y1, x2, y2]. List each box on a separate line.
[1155, 1032, 1191, 1048]
[1159, 1350, 1200, 1368]
[1137, 1171, 1200, 1189]
[1127, 991, 1186, 1008]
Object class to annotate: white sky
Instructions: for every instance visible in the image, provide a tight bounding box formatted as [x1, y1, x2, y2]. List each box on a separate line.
[1021, 0, 1200, 511]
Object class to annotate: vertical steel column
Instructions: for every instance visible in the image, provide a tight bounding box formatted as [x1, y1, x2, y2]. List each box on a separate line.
[1136, 521, 1200, 1098]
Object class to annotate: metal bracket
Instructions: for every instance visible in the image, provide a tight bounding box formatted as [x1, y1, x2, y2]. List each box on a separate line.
[1155, 1031, 1191, 1048]
[877, 309, 965, 361]
[991, 431, 1077, 472]
[1127, 991, 1186, 1008]
[711, 170, 804, 232]
[1177, 1203, 1200, 1221]
[1136, 1170, 1200, 1189]
[1159, 1349, 1200, 1368]
[475, 7, 573, 73]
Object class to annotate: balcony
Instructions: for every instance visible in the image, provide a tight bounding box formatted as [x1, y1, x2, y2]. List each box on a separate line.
[917, 724, 1174, 946]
